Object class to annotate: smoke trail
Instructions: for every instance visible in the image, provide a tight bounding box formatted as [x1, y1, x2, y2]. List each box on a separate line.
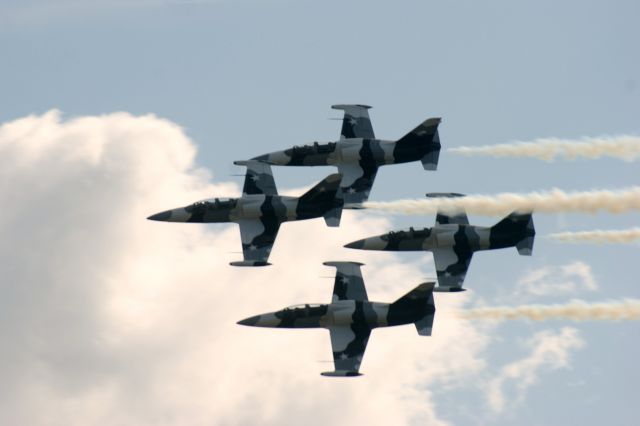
[363, 187, 640, 216]
[449, 135, 640, 161]
[461, 299, 640, 321]
[548, 228, 640, 244]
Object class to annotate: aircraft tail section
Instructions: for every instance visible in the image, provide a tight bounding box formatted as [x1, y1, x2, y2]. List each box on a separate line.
[296, 173, 344, 226]
[490, 212, 536, 255]
[389, 282, 436, 336]
[396, 117, 442, 170]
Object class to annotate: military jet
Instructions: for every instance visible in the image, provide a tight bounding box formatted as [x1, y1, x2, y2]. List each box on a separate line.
[238, 261, 448, 376]
[147, 161, 343, 267]
[344, 193, 536, 290]
[251, 104, 442, 206]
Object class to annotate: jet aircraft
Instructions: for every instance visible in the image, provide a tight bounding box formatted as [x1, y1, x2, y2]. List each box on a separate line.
[237, 261, 448, 376]
[345, 193, 536, 290]
[147, 161, 343, 266]
[251, 104, 442, 206]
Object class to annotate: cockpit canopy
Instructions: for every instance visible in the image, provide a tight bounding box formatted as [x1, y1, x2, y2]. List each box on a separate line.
[384, 227, 430, 240]
[291, 141, 336, 154]
[284, 303, 324, 311]
[192, 197, 235, 207]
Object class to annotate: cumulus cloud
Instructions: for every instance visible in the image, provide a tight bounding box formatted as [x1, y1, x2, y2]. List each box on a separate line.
[486, 328, 584, 413]
[449, 135, 640, 162]
[513, 261, 598, 297]
[0, 110, 495, 426]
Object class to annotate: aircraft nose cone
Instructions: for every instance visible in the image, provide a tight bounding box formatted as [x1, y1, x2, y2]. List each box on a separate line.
[251, 154, 270, 162]
[251, 150, 290, 165]
[344, 239, 365, 249]
[237, 315, 261, 326]
[147, 207, 191, 222]
[345, 237, 386, 250]
[147, 210, 172, 221]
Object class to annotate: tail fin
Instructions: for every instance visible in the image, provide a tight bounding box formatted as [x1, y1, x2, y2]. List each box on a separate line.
[491, 212, 536, 255]
[297, 173, 344, 226]
[390, 282, 436, 336]
[396, 117, 442, 170]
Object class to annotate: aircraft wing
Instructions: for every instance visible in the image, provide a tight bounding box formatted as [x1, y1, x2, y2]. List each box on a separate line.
[426, 193, 469, 225]
[337, 163, 378, 205]
[323, 261, 368, 302]
[234, 160, 278, 196]
[321, 325, 371, 377]
[230, 219, 281, 266]
[331, 104, 375, 140]
[432, 247, 473, 289]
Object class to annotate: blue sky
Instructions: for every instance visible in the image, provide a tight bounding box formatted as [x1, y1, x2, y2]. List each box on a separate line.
[1, 1, 639, 425]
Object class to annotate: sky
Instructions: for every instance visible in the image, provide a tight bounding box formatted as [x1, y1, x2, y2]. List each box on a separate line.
[1, 1, 639, 425]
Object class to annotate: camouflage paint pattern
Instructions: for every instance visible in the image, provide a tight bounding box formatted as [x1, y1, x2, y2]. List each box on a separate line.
[238, 262, 443, 377]
[345, 207, 536, 290]
[251, 104, 442, 205]
[148, 161, 343, 266]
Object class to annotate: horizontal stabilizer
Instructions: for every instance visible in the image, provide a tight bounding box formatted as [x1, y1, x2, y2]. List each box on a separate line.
[229, 260, 271, 267]
[517, 236, 535, 256]
[323, 206, 343, 227]
[415, 314, 435, 336]
[422, 149, 440, 171]
[321, 370, 362, 377]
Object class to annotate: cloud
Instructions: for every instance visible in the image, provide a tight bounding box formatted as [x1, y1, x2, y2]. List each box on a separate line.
[449, 135, 640, 162]
[486, 327, 584, 413]
[514, 261, 598, 297]
[363, 187, 640, 216]
[548, 228, 640, 244]
[0, 110, 494, 426]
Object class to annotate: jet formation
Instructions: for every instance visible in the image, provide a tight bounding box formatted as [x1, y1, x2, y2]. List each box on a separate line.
[148, 105, 537, 376]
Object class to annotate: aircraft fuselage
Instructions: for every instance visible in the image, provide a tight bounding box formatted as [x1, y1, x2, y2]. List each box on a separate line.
[253, 138, 434, 168]
[238, 299, 434, 330]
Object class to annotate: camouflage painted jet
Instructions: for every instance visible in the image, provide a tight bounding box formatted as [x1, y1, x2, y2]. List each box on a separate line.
[344, 194, 536, 290]
[251, 104, 442, 206]
[238, 261, 447, 376]
[147, 160, 343, 267]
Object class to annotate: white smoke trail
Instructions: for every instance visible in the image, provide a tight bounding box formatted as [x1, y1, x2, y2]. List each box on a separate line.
[363, 187, 640, 216]
[449, 135, 640, 161]
[548, 228, 640, 244]
[461, 299, 640, 322]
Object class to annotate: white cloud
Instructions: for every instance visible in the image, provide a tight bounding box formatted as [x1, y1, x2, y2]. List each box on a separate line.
[515, 261, 598, 297]
[486, 327, 584, 413]
[0, 110, 494, 426]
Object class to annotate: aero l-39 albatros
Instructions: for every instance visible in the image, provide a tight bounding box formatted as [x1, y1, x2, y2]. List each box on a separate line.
[345, 194, 536, 290]
[147, 161, 343, 267]
[238, 261, 448, 377]
[252, 104, 442, 206]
